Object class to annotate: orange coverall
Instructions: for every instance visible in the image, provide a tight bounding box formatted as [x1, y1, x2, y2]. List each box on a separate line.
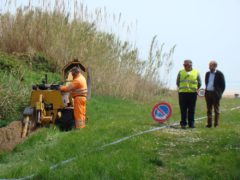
[60, 74, 87, 129]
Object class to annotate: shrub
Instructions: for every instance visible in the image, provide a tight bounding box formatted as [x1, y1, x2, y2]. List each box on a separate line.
[0, 71, 29, 126]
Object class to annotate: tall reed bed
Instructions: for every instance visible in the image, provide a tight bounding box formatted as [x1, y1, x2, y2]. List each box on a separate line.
[0, 0, 175, 101]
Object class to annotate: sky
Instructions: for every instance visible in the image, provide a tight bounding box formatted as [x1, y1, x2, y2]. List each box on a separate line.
[2, 0, 240, 94]
[83, 0, 240, 94]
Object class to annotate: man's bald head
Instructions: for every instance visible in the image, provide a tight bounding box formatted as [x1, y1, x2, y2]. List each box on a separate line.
[209, 60, 218, 72]
[183, 59, 192, 71]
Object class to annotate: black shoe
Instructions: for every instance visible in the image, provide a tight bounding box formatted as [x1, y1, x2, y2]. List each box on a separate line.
[189, 126, 195, 128]
[181, 126, 186, 129]
[206, 125, 212, 128]
[214, 125, 218, 128]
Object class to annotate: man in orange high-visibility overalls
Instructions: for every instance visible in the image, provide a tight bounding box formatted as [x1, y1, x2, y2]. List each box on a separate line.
[60, 67, 87, 129]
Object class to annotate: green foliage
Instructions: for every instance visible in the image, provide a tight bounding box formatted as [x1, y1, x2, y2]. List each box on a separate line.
[0, 57, 14, 72]
[0, 53, 28, 124]
[31, 53, 57, 72]
[0, 52, 25, 79]
[0, 52, 61, 125]
[0, 72, 29, 125]
[0, 96, 239, 179]
[0, 0, 175, 100]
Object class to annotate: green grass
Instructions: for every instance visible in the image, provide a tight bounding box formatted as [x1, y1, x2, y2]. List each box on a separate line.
[0, 96, 239, 179]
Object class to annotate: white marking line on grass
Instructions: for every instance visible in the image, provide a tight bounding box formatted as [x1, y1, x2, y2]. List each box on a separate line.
[50, 157, 76, 170]
[101, 118, 206, 149]
[0, 158, 78, 180]
[1, 106, 239, 180]
[230, 106, 240, 111]
[101, 126, 168, 149]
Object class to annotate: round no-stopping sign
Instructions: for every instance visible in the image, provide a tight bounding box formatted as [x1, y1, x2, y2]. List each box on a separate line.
[151, 102, 172, 123]
[197, 88, 205, 97]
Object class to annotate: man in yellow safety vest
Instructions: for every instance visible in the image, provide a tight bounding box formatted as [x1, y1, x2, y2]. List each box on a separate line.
[176, 60, 201, 129]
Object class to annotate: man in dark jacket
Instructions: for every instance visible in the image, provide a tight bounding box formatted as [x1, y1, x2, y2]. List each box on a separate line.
[205, 60, 225, 128]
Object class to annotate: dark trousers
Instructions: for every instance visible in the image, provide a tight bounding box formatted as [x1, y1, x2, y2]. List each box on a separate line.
[205, 91, 220, 127]
[178, 92, 197, 127]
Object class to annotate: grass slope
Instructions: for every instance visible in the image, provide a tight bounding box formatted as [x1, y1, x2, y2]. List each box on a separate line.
[0, 96, 239, 179]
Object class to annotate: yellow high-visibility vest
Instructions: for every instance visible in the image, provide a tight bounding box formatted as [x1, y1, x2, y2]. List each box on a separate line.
[60, 74, 87, 97]
[179, 69, 198, 92]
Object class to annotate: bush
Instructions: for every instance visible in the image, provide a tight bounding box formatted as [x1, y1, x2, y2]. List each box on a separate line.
[0, 72, 29, 126]
[31, 53, 57, 72]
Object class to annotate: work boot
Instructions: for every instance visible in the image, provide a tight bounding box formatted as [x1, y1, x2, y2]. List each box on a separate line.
[75, 119, 85, 129]
[207, 117, 212, 128]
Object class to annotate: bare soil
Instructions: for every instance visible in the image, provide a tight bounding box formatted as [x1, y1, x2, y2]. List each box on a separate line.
[0, 121, 24, 152]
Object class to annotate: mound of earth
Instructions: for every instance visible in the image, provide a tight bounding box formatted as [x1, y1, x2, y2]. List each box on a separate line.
[0, 121, 23, 152]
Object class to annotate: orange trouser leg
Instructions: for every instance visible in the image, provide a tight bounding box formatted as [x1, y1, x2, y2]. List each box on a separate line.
[74, 97, 86, 129]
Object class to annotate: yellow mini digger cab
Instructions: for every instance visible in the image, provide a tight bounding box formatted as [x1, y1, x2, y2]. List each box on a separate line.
[21, 59, 91, 137]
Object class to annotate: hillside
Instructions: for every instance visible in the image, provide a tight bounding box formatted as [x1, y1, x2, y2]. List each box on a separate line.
[0, 53, 239, 179]
[0, 2, 175, 103]
[0, 0, 175, 127]
[0, 95, 239, 179]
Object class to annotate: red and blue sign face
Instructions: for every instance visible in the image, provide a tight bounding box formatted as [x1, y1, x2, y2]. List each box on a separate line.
[151, 102, 172, 123]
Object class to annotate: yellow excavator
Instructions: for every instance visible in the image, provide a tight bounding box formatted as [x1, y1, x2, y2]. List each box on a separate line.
[21, 59, 91, 138]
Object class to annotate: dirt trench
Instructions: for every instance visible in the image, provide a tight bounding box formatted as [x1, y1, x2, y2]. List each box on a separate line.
[0, 121, 24, 152]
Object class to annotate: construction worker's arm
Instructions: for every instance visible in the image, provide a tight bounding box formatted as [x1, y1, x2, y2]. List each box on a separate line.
[60, 81, 77, 92]
[60, 85, 69, 92]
